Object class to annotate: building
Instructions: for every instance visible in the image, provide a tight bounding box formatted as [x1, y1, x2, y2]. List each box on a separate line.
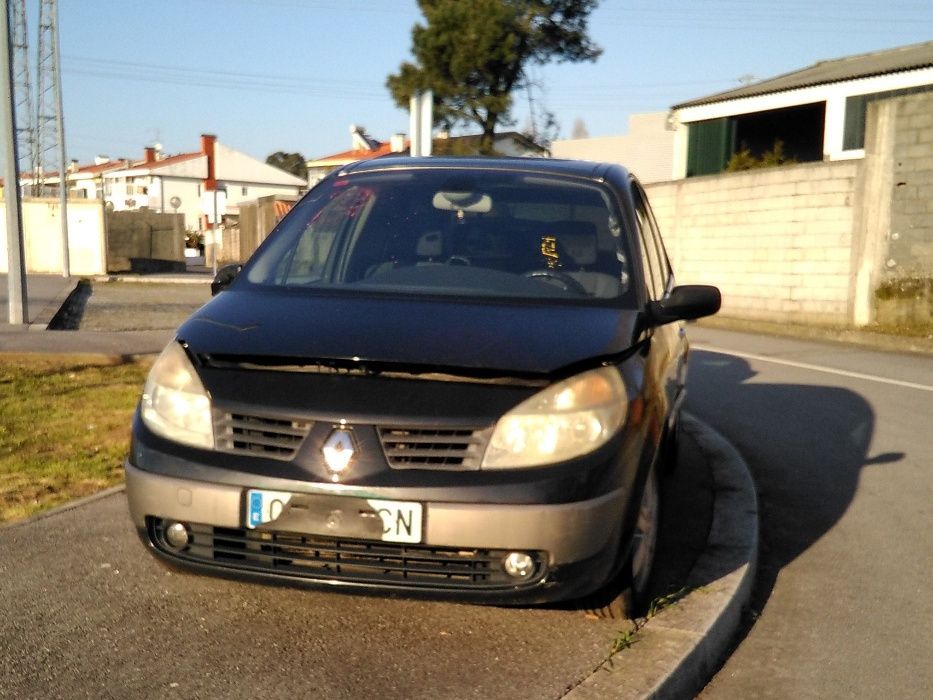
[24, 135, 306, 232]
[551, 112, 677, 184]
[670, 40, 933, 177]
[100, 135, 306, 231]
[306, 125, 548, 185]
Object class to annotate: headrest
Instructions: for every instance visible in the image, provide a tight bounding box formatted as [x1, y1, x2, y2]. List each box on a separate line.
[544, 221, 597, 265]
[416, 230, 444, 257]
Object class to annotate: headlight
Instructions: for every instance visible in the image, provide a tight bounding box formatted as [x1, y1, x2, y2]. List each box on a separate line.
[482, 366, 627, 469]
[140, 342, 214, 449]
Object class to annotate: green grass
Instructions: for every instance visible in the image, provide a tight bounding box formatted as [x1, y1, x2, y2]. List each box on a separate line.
[0, 354, 151, 524]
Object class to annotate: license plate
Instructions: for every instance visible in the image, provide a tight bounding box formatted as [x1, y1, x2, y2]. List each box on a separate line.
[245, 490, 423, 544]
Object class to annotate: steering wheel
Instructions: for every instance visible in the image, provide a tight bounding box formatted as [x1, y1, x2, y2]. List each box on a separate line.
[523, 269, 587, 295]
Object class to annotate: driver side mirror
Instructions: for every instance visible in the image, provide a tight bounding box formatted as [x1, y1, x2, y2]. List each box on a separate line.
[646, 284, 721, 326]
[211, 263, 242, 296]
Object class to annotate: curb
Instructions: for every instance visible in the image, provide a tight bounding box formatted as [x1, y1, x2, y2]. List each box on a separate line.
[27, 277, 82, 331]
[565, 414, 758, 699]
[0, 484, 127, 532]
[92, 274, 212, 285]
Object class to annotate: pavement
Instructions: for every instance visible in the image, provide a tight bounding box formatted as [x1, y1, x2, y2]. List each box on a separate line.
[0, 271, 759, 698]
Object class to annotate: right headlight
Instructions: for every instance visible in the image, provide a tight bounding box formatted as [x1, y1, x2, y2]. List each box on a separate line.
[140, 341, 214, 449]
[481, 366, 627, 469]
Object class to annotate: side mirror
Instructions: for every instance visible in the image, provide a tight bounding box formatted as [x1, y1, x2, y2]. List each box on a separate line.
[211, 263, 242, 296]
[646, 284, 721, 326]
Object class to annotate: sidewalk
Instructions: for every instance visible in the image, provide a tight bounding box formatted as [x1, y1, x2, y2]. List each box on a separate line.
[0, 273, 211, 355]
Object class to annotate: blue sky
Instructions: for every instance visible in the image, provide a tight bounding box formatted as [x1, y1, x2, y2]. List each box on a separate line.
[7, 0, 933, 169]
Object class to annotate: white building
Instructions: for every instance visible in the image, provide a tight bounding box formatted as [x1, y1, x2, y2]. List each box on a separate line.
[669, 40, 933, 177]
[100, 135, 306, 231]
[26, 135, 307, 232]
[551, 112, 677, 184]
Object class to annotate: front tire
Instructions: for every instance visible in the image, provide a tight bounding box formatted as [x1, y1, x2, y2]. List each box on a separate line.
[582, 463, 660, 619]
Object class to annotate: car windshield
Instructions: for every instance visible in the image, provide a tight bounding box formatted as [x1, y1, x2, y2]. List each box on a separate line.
[245, 168, 634, 302]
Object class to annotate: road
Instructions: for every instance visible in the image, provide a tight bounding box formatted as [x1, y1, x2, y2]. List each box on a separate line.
[685, 327, 933, 698]
[0, 403, 712, 699]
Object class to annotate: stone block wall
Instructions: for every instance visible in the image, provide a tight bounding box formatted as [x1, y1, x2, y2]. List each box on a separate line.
[646, 160, 860, 325]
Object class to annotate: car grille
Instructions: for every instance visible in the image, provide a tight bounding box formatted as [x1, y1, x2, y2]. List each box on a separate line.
[214, 412, 312, 460]
[148, 519, 545, 590]
[377, 426, 490, 470]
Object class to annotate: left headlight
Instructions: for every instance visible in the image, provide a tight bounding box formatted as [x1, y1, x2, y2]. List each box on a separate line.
[140, 341, 214, 449]
[481, 366, 627, 469]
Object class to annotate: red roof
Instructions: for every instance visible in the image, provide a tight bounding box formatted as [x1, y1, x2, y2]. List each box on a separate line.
[135, 151, 203, 170]
[308, 140, 400, 165]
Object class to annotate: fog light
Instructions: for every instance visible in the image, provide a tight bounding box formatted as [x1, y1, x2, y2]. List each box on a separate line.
[164, 521, 190, 550]
[503, 552, 535, 579]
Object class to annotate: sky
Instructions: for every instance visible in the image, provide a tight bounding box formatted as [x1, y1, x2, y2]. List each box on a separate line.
[5, 0, 933, 171]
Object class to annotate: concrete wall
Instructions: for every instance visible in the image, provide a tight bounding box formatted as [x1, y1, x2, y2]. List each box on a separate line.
[886, 94, 933, 277]
[646, 160, 863, 325]
[105, 210, 186, 273]
[645, 90, 933, 328]
[0, 198, 107, 275]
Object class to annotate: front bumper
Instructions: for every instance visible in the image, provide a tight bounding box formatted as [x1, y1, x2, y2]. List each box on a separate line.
[126, 462, 630, 603]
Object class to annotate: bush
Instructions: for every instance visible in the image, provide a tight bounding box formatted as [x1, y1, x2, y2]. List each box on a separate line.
[725, 140, 797, 172]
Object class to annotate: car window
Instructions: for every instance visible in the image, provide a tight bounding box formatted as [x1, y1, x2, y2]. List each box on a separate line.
[245, 170, 637, 304]
[632, 184, 669, 301]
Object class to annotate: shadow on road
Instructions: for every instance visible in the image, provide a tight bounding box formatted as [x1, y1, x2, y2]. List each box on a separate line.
[685, 349, 899, 622]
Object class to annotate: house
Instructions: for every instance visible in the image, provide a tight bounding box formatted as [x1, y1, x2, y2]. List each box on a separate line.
[306, 125, 548, 185]
[305, 126, 406, 185]
[551, 112, 677, 184]
[670, 40, 933, 177]
[25, 135, 306, 232]
[100, 135, 307, 231]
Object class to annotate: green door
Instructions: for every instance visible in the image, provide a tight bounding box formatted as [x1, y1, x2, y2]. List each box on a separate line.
[686, 118, 735, 176]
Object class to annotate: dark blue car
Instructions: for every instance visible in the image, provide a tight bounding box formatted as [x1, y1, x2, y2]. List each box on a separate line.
[126, 157, 719, 618]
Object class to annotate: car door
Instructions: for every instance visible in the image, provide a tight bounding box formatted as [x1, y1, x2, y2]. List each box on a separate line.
[631, 180, 686, 446]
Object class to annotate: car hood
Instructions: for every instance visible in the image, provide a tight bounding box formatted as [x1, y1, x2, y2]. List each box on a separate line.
[178, 289, 641, 377]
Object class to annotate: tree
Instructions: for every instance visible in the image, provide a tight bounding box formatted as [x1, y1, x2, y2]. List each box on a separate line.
[266, 152, 308, 180]
[387, 0, 601, 155]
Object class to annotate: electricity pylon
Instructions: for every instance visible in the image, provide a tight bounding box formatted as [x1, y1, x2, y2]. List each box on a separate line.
[35, 0, 68, 274]
[10, 0, 34, 182]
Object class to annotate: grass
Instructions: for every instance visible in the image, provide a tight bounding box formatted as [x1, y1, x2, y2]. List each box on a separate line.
[0, 354, 151, 524]
[606, 586, 692, 661]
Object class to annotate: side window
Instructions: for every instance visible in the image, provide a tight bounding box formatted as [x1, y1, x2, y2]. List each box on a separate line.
[632, 185, 666, 300]
[641, 186, 674, 294]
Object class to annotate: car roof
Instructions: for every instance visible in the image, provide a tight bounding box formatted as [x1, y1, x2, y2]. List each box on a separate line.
[337, 156, 632, 185]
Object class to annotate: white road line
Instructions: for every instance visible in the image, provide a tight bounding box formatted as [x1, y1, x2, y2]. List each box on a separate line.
[692, 344, 933, 393]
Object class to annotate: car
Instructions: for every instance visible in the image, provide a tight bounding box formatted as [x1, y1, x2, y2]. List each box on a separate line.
[125, 156, 720, 618]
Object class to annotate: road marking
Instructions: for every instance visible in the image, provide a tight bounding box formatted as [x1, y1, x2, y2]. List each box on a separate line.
[692, 345, 933, 393]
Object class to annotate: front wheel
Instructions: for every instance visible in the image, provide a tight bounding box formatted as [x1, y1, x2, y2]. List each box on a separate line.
[581, 463, 660, 619]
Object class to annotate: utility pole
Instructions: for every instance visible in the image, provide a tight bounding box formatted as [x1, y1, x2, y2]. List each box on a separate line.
[2, 0, 29, 324]
[37, 0, 67, 276]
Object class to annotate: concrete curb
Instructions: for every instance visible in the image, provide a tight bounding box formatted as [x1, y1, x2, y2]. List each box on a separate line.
[565, 413, 758, 699]
[0, 484, 127, 531]
[27, 277, 81, 331]
[92, 274, 211, 285]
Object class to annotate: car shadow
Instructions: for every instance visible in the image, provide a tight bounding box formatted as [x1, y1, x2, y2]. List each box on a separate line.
[681, 349, 899, 621]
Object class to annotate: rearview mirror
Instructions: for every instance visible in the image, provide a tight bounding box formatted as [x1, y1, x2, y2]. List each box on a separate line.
[211, 263, 242, 296]
[646, 285, 721, 326]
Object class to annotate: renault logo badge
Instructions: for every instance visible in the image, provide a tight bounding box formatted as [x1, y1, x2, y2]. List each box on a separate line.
[322, 428, 355, 480]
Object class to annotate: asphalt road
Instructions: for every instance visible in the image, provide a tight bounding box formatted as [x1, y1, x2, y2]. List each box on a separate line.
[685, 327, 933, 698]
[0, 417, 711, 700]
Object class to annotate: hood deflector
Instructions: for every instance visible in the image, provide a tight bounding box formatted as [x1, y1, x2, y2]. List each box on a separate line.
[193, 344, 645, 388]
